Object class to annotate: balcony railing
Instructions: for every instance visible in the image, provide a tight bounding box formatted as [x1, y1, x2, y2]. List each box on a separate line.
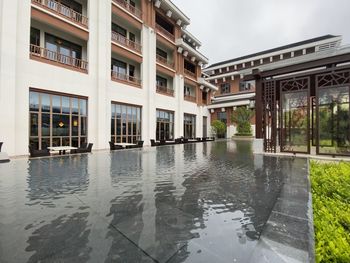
[112, 0, 142, 19]
[184, 69, 196, 79]
[32, 0, 88, 28]
[111, 32, 142, 53]
[155, 24, 175, 42]
[111, 71, 141, 86]
[156, 54, 174, 68]
[30, 44, 88, 71]
[156, 85, 174, 96]
[184, 94, 197, 103]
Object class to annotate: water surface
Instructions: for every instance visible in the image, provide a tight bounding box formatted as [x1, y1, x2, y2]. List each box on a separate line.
[0, 141, 294, 262]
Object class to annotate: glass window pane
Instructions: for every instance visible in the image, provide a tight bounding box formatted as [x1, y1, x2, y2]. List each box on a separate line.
[72, 116, 79, 136]
[53, 114, 70, 136]
[29, 92, 39, 112]
[42, 138, 51, 149]
[72, 137, 79, 147]
[29, 138, 39, 150]
[81, 117, 87, 136]
[42, 113, 50, 137]
[41, 94, 51, 113]
[52, 95, 61, 113]
[80, 99, 87, 116]
[62, 96, 70, 114]
[72, 98, 79, 114]
[111, 119, 115, 136]
[30, 113, 39, 136]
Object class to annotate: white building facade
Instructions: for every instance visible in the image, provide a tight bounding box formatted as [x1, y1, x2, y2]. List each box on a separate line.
[0, 0, 217, 156]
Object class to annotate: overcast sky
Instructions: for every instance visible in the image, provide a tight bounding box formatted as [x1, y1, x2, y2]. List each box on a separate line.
[172, 0, 350, 66]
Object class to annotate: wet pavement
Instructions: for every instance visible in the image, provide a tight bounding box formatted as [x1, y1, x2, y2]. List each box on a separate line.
[0, 141, 310, 263]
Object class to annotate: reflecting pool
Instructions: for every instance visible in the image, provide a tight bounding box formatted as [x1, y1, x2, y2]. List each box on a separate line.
[0, 141, 299, 262]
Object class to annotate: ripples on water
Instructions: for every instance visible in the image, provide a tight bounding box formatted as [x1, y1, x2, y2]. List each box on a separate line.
[0, 140, 289, 263]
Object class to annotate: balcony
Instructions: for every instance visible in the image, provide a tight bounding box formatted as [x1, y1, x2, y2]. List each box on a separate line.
[156, 54, 174, 68]
[112, 0, 142, 19]
[184, 94, 197, 103]
[31, 0, 88, 28]
[156, 24, 175, 42]
[156, 85, 174, 96]
[111, 71, 141, 87]
[30, 44, 88, 72]
[111, 31, 142, 54]
[184, 69, 196, 79]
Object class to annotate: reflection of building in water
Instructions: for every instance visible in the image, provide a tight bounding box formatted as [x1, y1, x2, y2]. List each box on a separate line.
[27, 155, 89, 206]
[26, 211, 91, 263]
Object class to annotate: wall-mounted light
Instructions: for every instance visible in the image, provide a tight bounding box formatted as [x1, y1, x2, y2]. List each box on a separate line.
[183, 51, 188, 57]
[177, 47, 183, 53]
[155, 0, 161, 8]
[210, 109, 215, 113]
[58, 121, 64, 128]
[176, 19, 182, 26]
[221, 108, 225, 112]
[73, 120, 78, 127]
[166, 10, 172, 17]
[191, 56, 196, 62]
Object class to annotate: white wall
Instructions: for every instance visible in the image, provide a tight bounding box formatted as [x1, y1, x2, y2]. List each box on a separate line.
[0, 0, 211, 156]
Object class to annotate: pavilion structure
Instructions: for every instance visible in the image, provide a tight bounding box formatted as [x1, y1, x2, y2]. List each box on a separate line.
[246, 45, 350, 156]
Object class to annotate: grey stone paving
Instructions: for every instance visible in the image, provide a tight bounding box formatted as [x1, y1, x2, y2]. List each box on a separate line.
[0, 141, 313, 263]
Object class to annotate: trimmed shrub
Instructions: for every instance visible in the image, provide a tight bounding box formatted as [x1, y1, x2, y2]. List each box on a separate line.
[310, 161, 350, 263]
[231, 107, 254, 136]
[211, 120, 226, 138]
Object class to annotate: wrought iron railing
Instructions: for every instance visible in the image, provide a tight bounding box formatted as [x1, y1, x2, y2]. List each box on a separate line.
[111, 71, 141, 85]
[156, 85, 174, 96]
[156, 54, 174, 68]
[31, 0, 88, 28]
[155, 24, 175, 42]
[112, 0, 142, 19]
[111, 31, 142, 53]
[30, 44, 88, 71]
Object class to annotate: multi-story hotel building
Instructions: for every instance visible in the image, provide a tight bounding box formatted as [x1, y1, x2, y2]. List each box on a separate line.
[204, 35, 343, 138]
[0, 0, 217, 156]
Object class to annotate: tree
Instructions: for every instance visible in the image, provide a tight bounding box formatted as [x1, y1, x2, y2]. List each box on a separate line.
[211, 120, 226, 138]
[231, 107, 254, 136]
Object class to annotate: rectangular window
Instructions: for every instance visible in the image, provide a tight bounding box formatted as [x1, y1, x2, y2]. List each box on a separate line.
[239, 80, 255, 92]
[156, 109, 174, 141]
[112, 23, 127, 37]
[111, 102, 142, 144]
[112, 59, 127, 76]
[156, 48, 168, 60]
[184, 60, 196, 74]
[217, 112, 227, 124]
[184, 114, 196, 139]
[203, 116, 208, 137]
[29, 90, 88, 150]
[155, 13, 174, 35]
[44, 33, 82, 65]
[30, 27, 40, 46]
[156, 75, 167, 88]
[220, 83, 231, 94]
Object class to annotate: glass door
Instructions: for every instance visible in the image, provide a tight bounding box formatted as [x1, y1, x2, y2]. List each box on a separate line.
[281, 90, 310, 153]
[317, 86, 350, 155]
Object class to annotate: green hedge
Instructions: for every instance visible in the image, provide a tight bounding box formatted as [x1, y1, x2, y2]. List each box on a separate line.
[310, 161, 350, 263]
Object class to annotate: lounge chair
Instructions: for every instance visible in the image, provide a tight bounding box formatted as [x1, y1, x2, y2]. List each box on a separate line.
[150, 139, 159, 147]
[74, 143, 93, 154]
[175, 138, 182, 144]
[126, 140, 144, 149]
[29, 146, 50, 158]
[160, 139, 166, 145]
[0, 142, 3, 152]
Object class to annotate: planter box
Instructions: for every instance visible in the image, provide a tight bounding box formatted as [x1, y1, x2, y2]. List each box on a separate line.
[232, 135, 254, 141]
